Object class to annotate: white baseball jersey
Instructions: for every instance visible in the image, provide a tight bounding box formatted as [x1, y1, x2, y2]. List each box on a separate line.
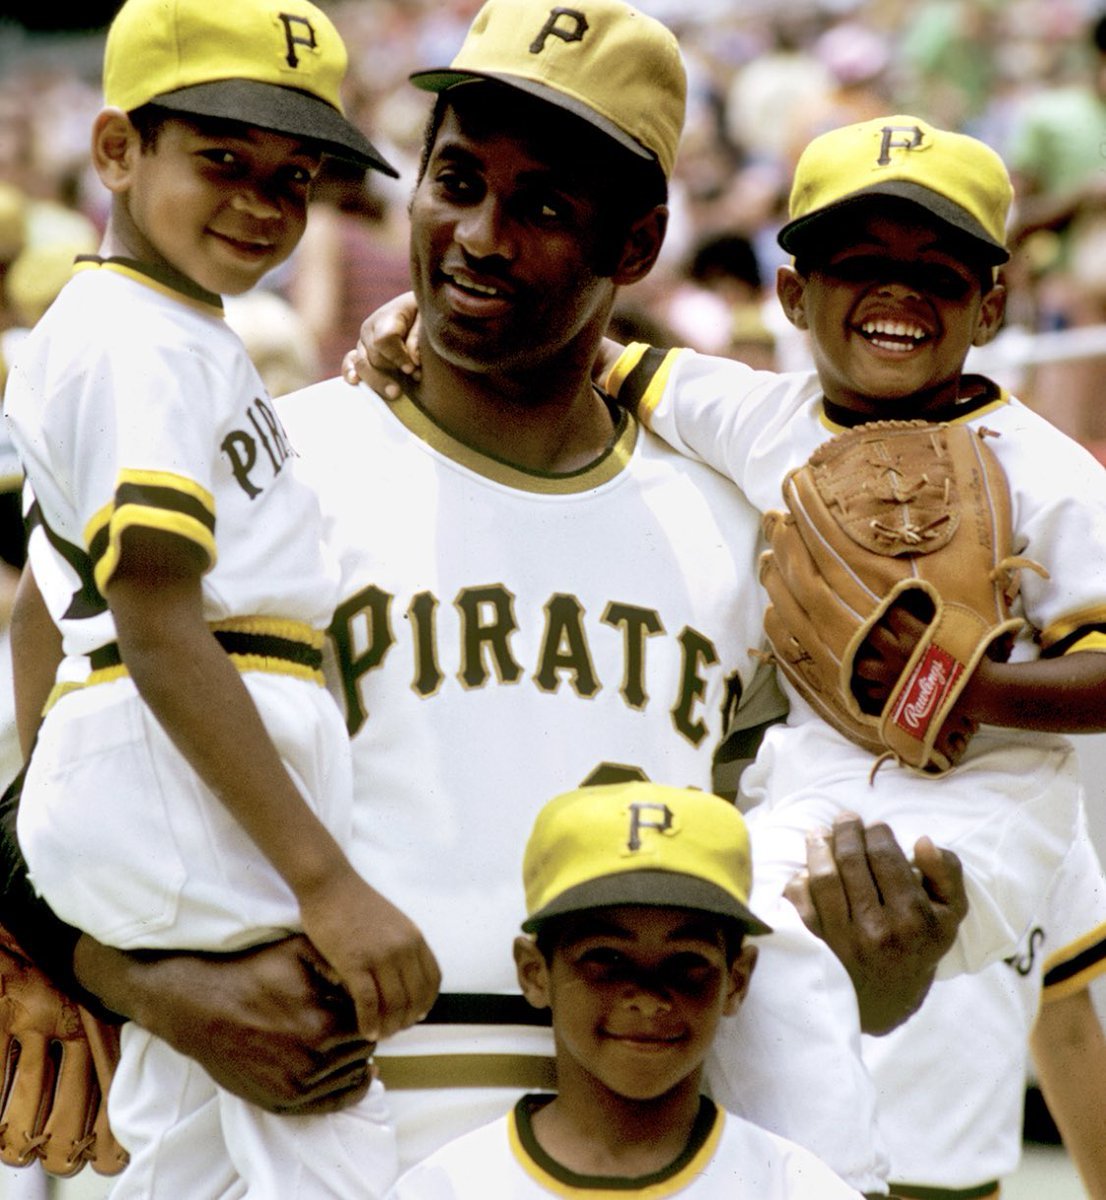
[272, 381, 884, 1181]
[385, 1096, 863, 1199]
[3, 260, 385, 1199]
[4, 257, 351, 951]
[862, 801, 1106, 1194]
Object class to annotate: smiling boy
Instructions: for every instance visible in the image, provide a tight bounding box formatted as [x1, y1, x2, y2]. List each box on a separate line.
[1, 0, 440, 1195]
[599, 114, 1106, 1194]
[386, 781, 862, 1198]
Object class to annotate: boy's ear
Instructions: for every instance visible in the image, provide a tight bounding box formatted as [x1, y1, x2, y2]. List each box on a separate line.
[776, 265, 808, 331]
[92, 108, 142, 195]
[722, 943, 758, 1017]
[611, 206, 668, 286]
[514, 936, 552, 1010]
[972, 282, 1007, 347]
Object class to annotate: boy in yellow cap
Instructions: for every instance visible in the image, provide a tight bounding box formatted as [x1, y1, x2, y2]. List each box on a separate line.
[595, 114, 1106, 1196]
[386, 780, 863, 1198]
[2, 0, 438, 1195]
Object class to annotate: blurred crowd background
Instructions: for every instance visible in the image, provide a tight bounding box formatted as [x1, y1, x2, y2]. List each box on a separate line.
[0, 4, 1105, 1194]
[3, 0, 1106, 456]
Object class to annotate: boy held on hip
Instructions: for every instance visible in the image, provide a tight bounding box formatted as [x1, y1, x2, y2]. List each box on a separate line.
[3, 0, 439, 1195]
[599, 113, 1106, 1186]
[387, 781, 862, 1199]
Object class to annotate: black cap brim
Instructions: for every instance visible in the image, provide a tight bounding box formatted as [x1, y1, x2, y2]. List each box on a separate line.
[779, 182, 1009, 265]
[151, 78, 399, 177]
[522, 869, 772, 936]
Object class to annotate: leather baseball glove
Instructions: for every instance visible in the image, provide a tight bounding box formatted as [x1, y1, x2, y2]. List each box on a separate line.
[0, 923, 128, 1176]
[760, 419, 1041, 773]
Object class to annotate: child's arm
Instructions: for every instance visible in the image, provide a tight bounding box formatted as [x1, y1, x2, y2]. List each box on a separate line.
[1030, 987, 1106, 1199]
[859, 605, 1106, 734]
[106, 526, 440, 1038]
[10, 565, 61, 757]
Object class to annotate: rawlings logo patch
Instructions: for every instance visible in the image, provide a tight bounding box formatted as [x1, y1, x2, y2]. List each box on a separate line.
[890, 645, 963, 739]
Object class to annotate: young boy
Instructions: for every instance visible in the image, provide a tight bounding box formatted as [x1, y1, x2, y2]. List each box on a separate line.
[2, 0, 438, 1195]
[353, 115, 1106, 1192]
[597, 113, 1106, 1174]
[386, 780, 863, 1198]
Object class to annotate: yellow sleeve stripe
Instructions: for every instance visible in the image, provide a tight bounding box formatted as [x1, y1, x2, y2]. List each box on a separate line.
[1042, 922, 1106, 1003]
[1064, 630, 1106, 654]
[86, 469, 216, 593]
[602, 343, 689, 425]
[1039, 607, 1106, 654]
[602, 341, 651, 397]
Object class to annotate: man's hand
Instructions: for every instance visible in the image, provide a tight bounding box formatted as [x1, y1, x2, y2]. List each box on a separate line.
[342, 291, 421, 398]
[784, 812, 968, 1035]
[74, 934, 380, 1115]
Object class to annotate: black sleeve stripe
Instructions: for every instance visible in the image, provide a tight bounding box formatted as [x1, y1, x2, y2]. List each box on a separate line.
[1043, 934, 1106, 991]
[619, 345, 673, 415]
[88, 481, 216, 569]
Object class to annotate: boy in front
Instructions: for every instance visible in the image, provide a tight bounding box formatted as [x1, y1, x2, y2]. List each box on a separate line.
[387, 781, 862, 1198]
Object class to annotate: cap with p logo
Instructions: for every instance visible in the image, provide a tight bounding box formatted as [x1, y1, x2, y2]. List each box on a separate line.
[778, 114, 1011, 264]
[409, 0, 686, 180]
[521, 781, 771, 934]
[102, 0, 396, 174]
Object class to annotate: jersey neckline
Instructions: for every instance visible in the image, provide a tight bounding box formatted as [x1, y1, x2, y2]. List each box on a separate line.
[821, 374, 1007, 431]
[509, 1093, 722, 1194]
[73, 255, 224, 316]
[382, 386, 639, 496]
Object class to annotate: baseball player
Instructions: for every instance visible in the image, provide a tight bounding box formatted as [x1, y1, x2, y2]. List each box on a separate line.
[386, 781, 863, 1200]
[1, 10, 967, 1199]
[589, 113, 1106, 1182]
[863, 798, 1106, 1198]
[1, 0, 433, 1195]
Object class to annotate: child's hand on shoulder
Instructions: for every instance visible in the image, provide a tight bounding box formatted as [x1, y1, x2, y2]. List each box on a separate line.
[342, 291, 421, 399]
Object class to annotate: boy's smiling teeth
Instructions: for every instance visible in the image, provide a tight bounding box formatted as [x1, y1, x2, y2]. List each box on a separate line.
[860, 319, 926, 350]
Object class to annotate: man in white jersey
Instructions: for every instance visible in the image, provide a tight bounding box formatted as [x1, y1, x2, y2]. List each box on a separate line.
[0, 8, 965, 1197]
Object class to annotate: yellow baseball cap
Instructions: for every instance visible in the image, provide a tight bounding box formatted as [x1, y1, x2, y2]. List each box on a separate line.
[410, 0, 686, 181]
[103, 0, 397, 176]
[521, 781, 771, 935]
[779, 115, 1011, 265]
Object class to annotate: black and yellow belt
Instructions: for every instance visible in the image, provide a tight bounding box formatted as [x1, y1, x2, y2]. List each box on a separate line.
[374, 992, 556, 1092]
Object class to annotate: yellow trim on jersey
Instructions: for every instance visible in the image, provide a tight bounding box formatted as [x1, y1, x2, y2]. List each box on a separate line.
[375, 1053, 556, 1091]
[72, 257, 224, 318]
[509, 1102, 724, 1197]
[818, 387, 1011, 434]
[86, 469, 217, 594]
[1062, 630, 1106, 654]
[42, 618, 326, 715]
[1041, 921, 1106, 1003]
[605, 344, 690, 426]
[603, 341, 651, 400]
[385, 392, 638, 495]
[1040, 608, 1106, 654]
